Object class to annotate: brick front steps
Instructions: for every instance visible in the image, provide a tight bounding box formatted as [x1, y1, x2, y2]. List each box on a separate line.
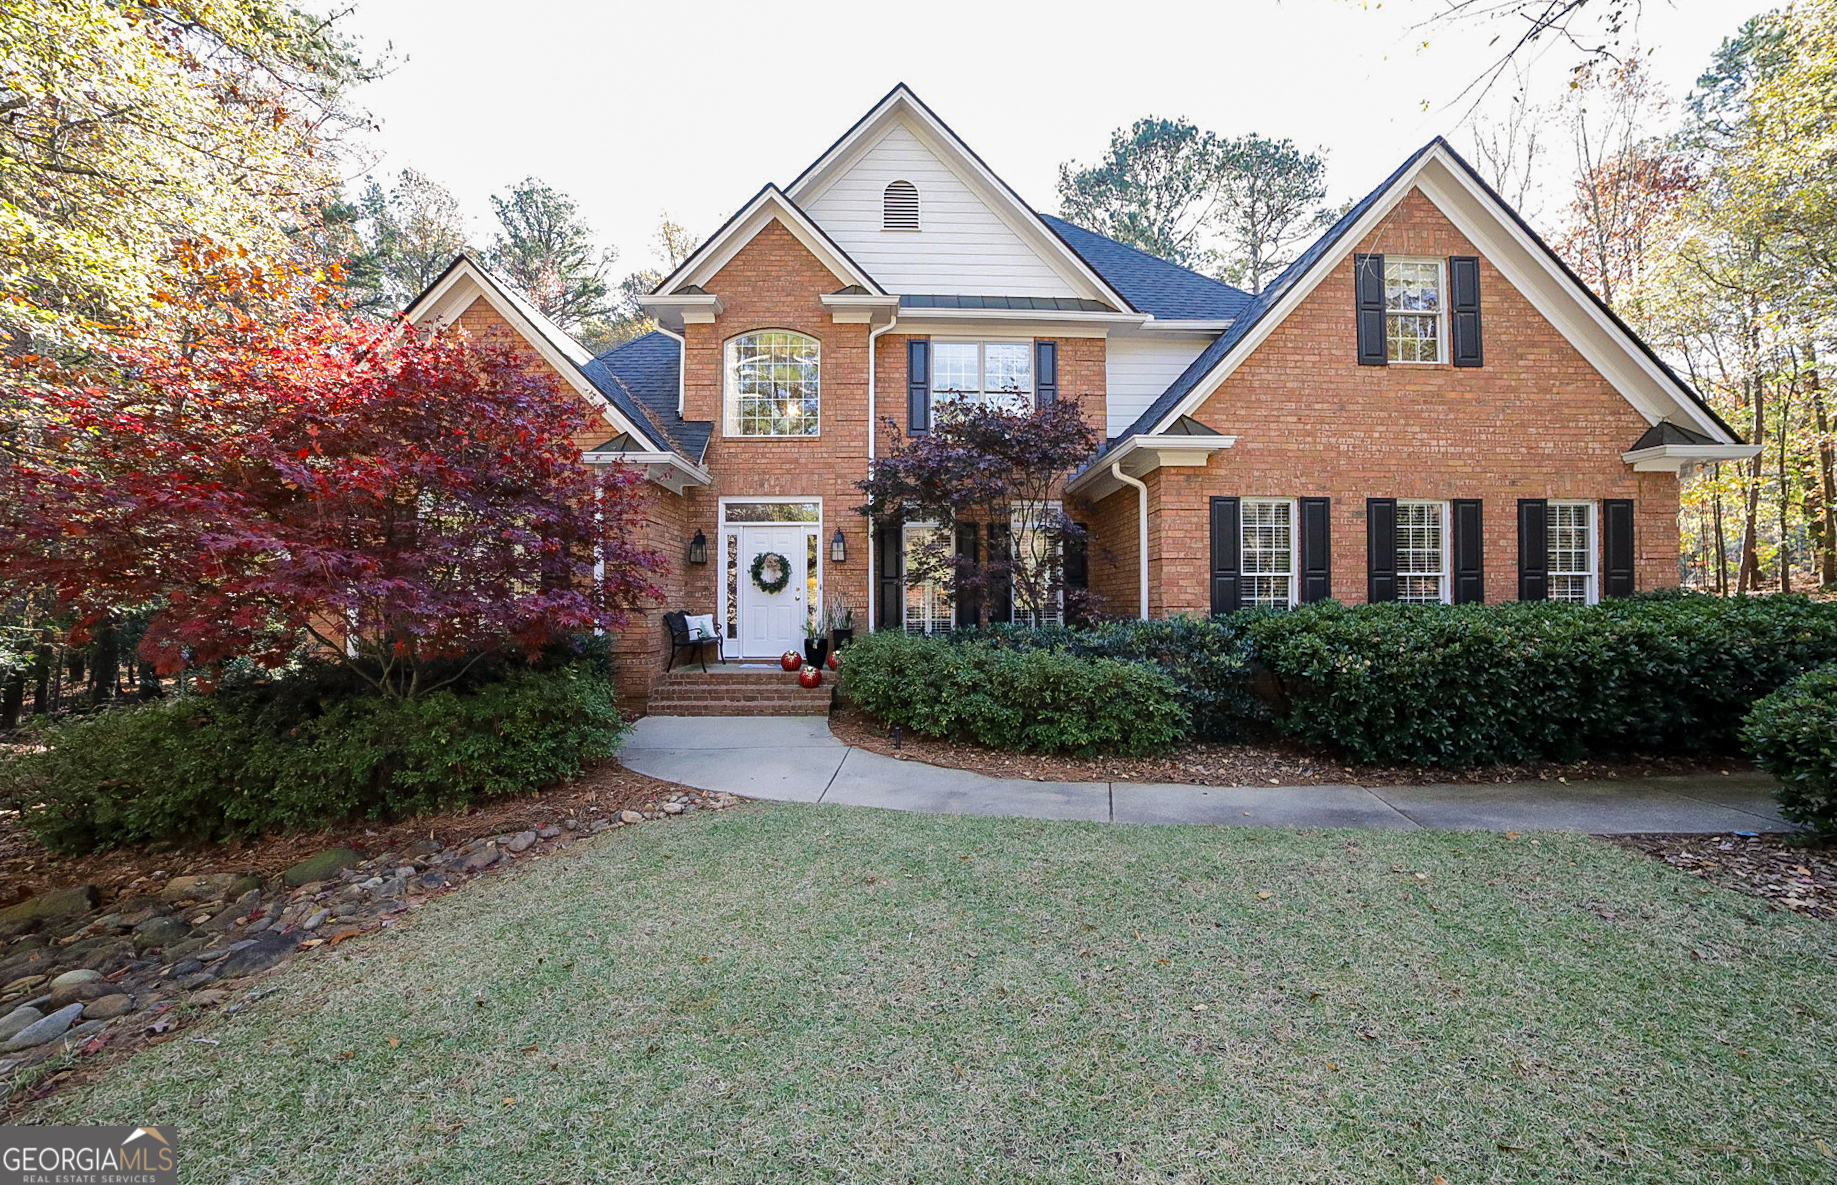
[645, 663, 832, 717]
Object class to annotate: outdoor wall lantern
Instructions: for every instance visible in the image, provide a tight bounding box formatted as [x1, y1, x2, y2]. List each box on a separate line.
[687, 529, 708, 565]
[831, 528, 847, 563]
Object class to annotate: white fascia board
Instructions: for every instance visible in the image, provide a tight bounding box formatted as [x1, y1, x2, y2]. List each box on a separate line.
[1139, 318, 1234, 333]
[406, 260, 660, 452]
[784, 88, 1133, 312]
[1621, 443, 1760, 472]
[894, 307, 1149, 339]
[819, 292, 901, 325]
[652, 187, 883, 300]
[1147, 145, 1736, 446]
[581, 451, 711, 496]
[1066, 433, 1238, 500]
[636, 292, 722, 332]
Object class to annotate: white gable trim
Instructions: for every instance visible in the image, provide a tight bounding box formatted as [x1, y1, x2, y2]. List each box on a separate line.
[643, 186, 884, 312]
[1146, 143, 1737, 446]
[404, 257, 662, 453]
[785, 85, 1134, 313]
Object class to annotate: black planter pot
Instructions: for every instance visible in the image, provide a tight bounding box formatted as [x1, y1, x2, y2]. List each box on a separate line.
[831, 628, 854, 651]
[803, 638, 830, 670]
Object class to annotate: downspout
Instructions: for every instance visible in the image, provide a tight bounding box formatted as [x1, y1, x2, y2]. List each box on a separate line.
[1111, 462, 1149, 620]
[653, 323, 687, 415]
[866, 314, 901, 632]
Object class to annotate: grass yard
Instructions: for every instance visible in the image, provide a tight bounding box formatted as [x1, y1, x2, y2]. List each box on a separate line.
[31, 803, 1837, 1184]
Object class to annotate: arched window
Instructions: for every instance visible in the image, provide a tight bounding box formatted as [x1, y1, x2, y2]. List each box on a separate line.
[883, 180, 919, 231]
[725, 330, 820, 437]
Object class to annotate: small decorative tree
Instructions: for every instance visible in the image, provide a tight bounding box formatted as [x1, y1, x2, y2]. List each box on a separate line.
[857, 399, 1098, 627]
[2, 305, 666, 699]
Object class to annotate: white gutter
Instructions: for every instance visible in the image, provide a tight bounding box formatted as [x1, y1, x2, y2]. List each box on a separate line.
[652, 323, 687, 416]
[1111, 462, 1150, 621]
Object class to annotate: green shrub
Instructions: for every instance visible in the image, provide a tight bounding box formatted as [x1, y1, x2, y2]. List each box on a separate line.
[838, 630, 1190, 756]
[1742, 663, 1837, 834]
[961, 615, 1263, 740]
[1, 660, 624, 853]
[1244, 593, 1837, 767]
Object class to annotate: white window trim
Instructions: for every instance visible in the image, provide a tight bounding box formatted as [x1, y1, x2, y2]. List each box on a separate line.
[931, 338, 1035, 415]
[1009, 502, 1065, 626]
[1547, 500, 1599, 605]
[1396, 499, 1452, 604]
[717, 497, 824, 647]
[901, 521, 954, 635]
[1241, 498, 1300, 609]
[1385, 257, 1447, 366]
[723, 330, 822, 439]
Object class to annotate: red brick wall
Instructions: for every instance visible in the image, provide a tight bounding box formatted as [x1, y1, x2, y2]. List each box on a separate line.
[1101, 187, 1680, 615]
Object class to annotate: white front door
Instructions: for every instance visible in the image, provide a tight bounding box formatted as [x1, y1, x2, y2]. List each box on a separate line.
[738, 525, 813, 658]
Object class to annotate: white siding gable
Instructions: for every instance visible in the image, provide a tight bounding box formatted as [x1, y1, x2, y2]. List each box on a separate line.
[1106, 334, 1215, 437]
[803, 121, 1084, 298]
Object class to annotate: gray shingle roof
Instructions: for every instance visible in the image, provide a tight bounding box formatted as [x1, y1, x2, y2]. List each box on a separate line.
[1038, 214, 1251, 321]
[592, 332, 712, 465]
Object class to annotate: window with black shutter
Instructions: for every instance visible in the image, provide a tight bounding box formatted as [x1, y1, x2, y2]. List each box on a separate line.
[907, 339, 930, 434]
[1210, 497, 1242, 615]
[1603, 499, 1635, 597]
[1035, 341, 1058, 405]
[1299, 497, 1331, 603]
[1517, 499, 1549, 601]
[1449, 256, 1483, 367]
[1355, 253, 1387, 366]
[1452, 498, 1484, 603]
[986, 522, 1012, 623]
[1366, 498, 1398, 602]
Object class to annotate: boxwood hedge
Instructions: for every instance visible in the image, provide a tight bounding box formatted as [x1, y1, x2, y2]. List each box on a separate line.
[1742, 662, 1837, 834]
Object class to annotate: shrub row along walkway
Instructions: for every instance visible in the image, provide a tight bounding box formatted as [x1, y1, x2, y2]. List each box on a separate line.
[621, 716, 1795, 834]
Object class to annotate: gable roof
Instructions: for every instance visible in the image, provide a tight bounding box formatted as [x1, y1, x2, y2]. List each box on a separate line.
[592, 332, 712, 465]
[1109, 136, 1743, 453]
[645, 184, 884, 301]
[1039, 214, 1251, 322]
[404, 254, 668, 453]
[784, 84, 1136, 312]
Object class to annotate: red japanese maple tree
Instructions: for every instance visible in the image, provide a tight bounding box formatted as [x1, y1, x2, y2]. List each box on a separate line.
[3, 306, 665, 698]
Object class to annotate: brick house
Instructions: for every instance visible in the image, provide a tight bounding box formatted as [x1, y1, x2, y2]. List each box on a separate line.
[404, 85, 1755, 710]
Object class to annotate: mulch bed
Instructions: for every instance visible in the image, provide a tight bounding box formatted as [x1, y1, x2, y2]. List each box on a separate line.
[828, 706, 1745, 789]
[1610, 832, 1836, 921]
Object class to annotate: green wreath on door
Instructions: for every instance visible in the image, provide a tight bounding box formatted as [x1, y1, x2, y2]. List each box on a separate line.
[750, 551, 792, 595]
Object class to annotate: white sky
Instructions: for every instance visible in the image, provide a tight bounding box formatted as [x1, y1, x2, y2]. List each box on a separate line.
[337, 0, 1767, 276]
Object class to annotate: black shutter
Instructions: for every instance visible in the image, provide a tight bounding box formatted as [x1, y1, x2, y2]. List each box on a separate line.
[954, 523, 982, 627]
[1210, 497, 1242, 615]
[1366, 498, 1398, 602]
[876, 527, 903, 630]
[1298, 497, 1331, 603]
[1603, 499, 1635, 598]
[907, 339, 930, 434]
[1063, 524, 1088, 591]
[1517, 499, 1549, 601]
[1450, 256, 1483, 367]
[1035, 341, 1058, 406]
[1355, 253, 1387, 366]
[1452, 498, 1484, 604]
[986, 522, 1012, 624]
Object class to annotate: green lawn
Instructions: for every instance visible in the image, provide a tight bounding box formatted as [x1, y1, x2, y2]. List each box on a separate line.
[34, 804, 1837, 1183]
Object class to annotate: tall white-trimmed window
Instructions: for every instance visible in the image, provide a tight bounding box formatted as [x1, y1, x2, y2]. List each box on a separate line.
[725, 330, 819, 437]
[1009, 504, 1064, 627]
[1548, 501, 1597, 603]
[1397, 500, 1449, 602]
[932, 341, 1033, 414]
[903, 524, 952, 635]
[1242, 499, 1297, 608]
[1385, 259, 1444, 363]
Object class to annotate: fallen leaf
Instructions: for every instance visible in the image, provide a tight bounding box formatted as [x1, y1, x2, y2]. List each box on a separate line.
[1257, 891, 1273, 900]
[298, 938, 325, 949]
[338, 1050, 355, 1060]
[1190, 1004, 1209, 1012]
[502, 1097, 515, 1106]
[387, 1037, 400, 1048]
[1506, 832, 1521, 839]
[521, 1044, 539, 1053]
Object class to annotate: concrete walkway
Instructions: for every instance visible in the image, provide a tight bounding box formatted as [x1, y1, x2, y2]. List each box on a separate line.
[619, 715, 1795, 834]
